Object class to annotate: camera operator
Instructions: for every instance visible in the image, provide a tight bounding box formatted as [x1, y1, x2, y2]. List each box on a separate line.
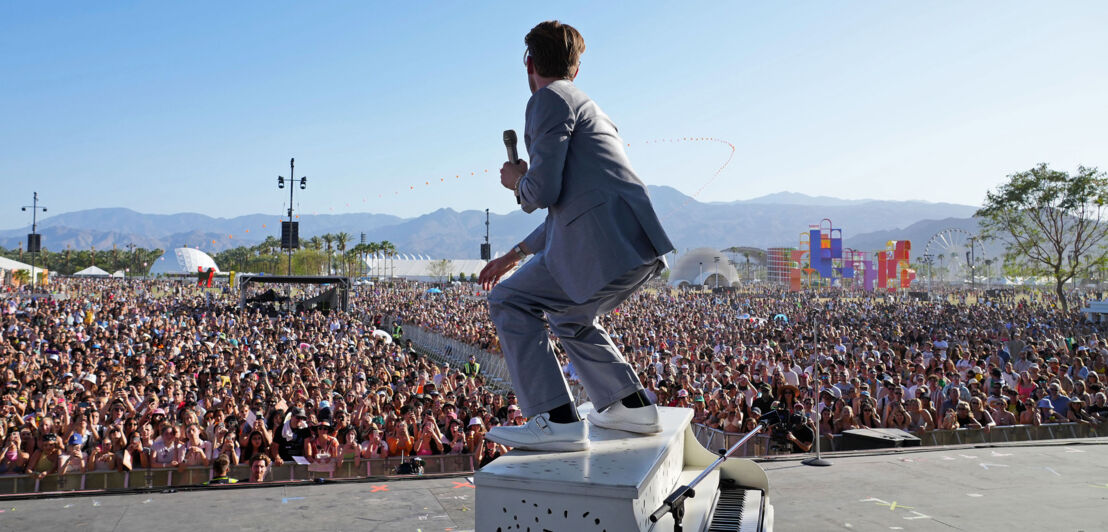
[758, 401, 814, 454]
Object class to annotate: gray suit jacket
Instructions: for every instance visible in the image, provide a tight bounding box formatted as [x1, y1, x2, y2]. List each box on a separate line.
[517, 80, 674, 304]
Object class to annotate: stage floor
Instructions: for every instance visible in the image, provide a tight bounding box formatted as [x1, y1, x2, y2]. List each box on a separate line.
[765, 437, 1108, 531]
[2, 438, 1106, 531]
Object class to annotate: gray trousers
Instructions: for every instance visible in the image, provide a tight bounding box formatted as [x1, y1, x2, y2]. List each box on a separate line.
[488, 254, 662, 417]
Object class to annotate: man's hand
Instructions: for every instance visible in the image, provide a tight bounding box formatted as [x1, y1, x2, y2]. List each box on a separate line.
[500, 160, 528, 191]
[479, 254, 521, 291]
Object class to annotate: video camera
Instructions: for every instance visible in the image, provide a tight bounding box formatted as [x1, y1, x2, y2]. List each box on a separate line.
[762, 405, 799, 454]
[396, 457, 425, 475]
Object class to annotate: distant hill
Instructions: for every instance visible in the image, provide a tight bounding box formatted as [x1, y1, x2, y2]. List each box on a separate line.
[725, 191, 868, 206]
[0, 187, 983, 258]
[846, 217, 1006, 259]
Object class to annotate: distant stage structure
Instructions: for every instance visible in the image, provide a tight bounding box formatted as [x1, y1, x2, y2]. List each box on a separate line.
[776, 218, 915, 291]
[668, 247, 741, 288]
[150, 247, 221, 276]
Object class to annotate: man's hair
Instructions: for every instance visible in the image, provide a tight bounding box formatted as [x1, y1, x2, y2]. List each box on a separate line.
[250, 453, 271, 466]
[213, 454, 230, 474]
[525, 20, 586, 79]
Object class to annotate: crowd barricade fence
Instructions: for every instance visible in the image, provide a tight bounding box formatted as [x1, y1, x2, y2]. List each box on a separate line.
[692, 421, 1105, 457]
[401, 323, 600, 405]
[402, 325, 514, 390]
[0, 453, 476, 496]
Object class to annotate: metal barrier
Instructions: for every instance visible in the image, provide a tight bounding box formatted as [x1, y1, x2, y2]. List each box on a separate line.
[402, 325, 514, 390]
[691, 421, 1105, 457]
[0, 453, 476, 496]
[402, 323, 598, 404]
[691, 424, 773, 456]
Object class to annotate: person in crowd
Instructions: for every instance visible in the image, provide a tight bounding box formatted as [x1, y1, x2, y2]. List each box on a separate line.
[88, 426, 126, 471]
[212, 430, 240, 466]
[884, 402, 911, 430]
[0, 430, 29, 474]
[181, 423, 213, 468]
[360, 426, 390, 460]
[305, 421, 340, 465]
[152, 425, 184, 469]
[943, 401, 983, 430]
[204, 454, 238, 485]
[988, 397, 1017, 426]
[858, 402, 883, 428]
[248, 453, 271, 483]
[477, 438, 506, 468]
[122, 431, 150, 471]
[275, 409, 312, 461]
[1066, 398, 1097, 426]
[241, 429, 282, 467]
[57, 434, 87, 475]
[386, 420, 414, 458]
[28, 433, 63, 479]
[1019, 397, 1042, 426]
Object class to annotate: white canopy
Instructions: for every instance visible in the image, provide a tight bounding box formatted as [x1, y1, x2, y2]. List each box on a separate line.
[0, 256, 48, 278]
[73, 265, 111, 277]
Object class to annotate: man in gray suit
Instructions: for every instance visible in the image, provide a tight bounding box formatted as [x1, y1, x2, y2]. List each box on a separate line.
[479, 21, 675, 452]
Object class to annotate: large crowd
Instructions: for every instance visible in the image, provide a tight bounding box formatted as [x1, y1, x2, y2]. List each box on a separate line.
[2, 277, 1107, 484]
[394, 281, 1108, 440]
[0, 279, 517, 482]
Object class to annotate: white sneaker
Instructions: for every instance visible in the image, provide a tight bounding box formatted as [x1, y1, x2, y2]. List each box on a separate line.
[485, 413, 589, 452]
[587, 402, 662, 434]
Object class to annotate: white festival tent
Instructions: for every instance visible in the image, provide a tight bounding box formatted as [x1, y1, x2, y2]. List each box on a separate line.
[0, 256, 49, 280]
[73, 265, 111, 277]
[363, 254, 491, 283]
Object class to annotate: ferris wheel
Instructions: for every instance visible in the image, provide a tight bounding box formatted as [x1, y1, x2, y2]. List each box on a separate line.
[922, 228, 981, 286]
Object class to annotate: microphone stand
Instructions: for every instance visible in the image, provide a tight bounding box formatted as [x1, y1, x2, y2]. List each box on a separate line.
[649, 424, 765, 531]
[803, 317, 832, 467]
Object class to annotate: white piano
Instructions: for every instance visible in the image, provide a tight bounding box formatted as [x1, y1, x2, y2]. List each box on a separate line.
[475, 405, 773, 531]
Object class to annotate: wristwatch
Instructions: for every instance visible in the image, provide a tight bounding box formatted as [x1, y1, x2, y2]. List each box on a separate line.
[511, 245, 526, 260]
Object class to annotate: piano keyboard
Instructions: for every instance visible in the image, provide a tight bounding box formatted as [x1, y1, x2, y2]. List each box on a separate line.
[707, 485, 764, 532]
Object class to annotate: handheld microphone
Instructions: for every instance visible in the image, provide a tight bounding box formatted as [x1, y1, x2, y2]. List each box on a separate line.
[504, 130, 522, 205]
[503, 130, 519, 164]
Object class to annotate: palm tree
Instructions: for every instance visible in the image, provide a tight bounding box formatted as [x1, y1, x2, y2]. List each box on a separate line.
[335, 232, 350, 276]
[359, 242, 379, 278]
[308, 236, 322, 251]
[378, 240, 396, 279]
[321, 234, 334, 274]
[351, 242, 373, 277]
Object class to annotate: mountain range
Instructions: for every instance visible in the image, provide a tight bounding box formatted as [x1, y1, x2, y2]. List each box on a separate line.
[0, 187, 984, 259]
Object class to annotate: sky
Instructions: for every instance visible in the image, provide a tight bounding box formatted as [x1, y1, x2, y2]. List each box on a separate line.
[2, 1, 1107, 230]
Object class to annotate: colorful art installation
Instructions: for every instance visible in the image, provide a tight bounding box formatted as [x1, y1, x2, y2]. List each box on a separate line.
[784, 219, 915, 291]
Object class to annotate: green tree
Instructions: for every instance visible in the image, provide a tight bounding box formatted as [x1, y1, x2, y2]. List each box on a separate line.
[321, 234, 334, 274]
[428, 259, 453, 283]
[335, 232, 350, 276]
[976, 163, 1108, 311]
[378, 240, 396, 278]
